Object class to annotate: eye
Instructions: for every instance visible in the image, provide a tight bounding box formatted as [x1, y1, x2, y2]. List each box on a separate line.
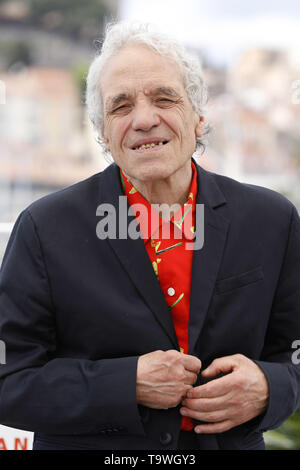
[113, 104, 131, 113]
[156, 98, 174, 106]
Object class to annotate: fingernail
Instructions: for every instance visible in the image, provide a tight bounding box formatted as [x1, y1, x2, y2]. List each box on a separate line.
[180, 409, 187, 415]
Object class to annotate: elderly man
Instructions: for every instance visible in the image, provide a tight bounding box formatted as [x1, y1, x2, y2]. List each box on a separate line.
[0, 22, 299, 451]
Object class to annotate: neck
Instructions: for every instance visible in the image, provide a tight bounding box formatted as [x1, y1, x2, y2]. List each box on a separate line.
[126, 160, 192, 208]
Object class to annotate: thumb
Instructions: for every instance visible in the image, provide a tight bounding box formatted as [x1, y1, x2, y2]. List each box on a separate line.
[201, 355, 238, 378]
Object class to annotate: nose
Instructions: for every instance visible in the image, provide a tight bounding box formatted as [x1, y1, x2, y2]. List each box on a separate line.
[131, 102, 160, 132]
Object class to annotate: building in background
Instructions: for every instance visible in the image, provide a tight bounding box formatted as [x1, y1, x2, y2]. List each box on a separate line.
[0, 0, 117, 230]
[0, 67, 105, 186]
[204, 47, 300, 207]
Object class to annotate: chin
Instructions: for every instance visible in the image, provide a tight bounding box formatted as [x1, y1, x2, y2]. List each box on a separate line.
[133, 164, 173, 182]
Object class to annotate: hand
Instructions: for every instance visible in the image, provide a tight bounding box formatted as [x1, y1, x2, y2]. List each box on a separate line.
[136, 349, 201, 409]
[180, 354, 269, 433]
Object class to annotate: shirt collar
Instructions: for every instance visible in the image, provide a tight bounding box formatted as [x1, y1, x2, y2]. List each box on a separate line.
[120, 161, 198, 242]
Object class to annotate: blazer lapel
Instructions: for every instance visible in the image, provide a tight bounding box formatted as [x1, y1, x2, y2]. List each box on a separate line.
[98, 163, 179, 349]
[188, 162, 230, 354]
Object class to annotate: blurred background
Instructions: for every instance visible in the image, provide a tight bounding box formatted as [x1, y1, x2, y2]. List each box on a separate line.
[0, 0, 299, 450]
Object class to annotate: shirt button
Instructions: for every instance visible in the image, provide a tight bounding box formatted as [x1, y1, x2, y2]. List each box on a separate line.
[167, 287, 175, 297]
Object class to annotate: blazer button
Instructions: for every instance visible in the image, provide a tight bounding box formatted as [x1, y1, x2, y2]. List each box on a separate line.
[159, 432, 172, 446]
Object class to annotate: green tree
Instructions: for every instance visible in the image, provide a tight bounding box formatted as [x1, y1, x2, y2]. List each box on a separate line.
[265, 408, 300, 450]
[27, 0, 112, 39]
[71, 62, 89, 105]
[0, 41, 32, 67]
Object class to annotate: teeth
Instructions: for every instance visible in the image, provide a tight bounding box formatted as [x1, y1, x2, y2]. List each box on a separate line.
[135, 141, 165, 150]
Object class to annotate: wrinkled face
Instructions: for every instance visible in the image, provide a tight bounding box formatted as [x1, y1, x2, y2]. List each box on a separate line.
[100, 44, 203, 183]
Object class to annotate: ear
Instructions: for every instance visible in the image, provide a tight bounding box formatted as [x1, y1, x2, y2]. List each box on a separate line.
[195, 116, 205, 138]
[102, 127, 111, 151]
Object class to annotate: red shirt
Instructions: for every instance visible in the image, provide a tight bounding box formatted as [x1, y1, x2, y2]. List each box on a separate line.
[120, 161, 197, 431]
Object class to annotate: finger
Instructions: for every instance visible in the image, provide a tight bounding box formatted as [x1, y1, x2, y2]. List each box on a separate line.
[187, 374, 235, 399]
[201, 355, 239, 378]
[180, 406, 229, 423]
[194, 420, 233, 434]
[181, 354, 202, 373]
[183, 370, 199, 385]
[182, 393, 231, 412]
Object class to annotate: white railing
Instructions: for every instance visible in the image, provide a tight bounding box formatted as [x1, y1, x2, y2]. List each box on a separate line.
[0, 223, 14, 234]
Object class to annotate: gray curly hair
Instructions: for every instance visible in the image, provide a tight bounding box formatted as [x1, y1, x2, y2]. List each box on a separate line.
[85, 21, 209, 158]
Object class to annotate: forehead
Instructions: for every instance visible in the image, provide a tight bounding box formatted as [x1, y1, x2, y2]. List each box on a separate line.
[100, 44, 185, 102]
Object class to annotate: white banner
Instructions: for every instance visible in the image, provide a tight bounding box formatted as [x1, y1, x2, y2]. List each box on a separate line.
[0, 425, 33, 451]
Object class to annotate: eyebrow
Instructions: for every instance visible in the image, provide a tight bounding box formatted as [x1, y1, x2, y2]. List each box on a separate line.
[152, 87, 179, 98]
[106, 87, 180, 111]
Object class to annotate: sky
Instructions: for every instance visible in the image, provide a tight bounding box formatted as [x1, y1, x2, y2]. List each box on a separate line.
[119, 0, 300, 65]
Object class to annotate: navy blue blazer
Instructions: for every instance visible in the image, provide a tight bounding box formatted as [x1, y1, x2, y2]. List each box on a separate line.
[0, 160, 299, 450]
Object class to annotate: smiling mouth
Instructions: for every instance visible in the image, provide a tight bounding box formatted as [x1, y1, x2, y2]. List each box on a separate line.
[132, 141, 169, 151]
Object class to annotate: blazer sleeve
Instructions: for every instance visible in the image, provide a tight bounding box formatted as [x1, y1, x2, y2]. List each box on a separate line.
[254, 204, 300, 432]
[0, 209, 145, 436]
